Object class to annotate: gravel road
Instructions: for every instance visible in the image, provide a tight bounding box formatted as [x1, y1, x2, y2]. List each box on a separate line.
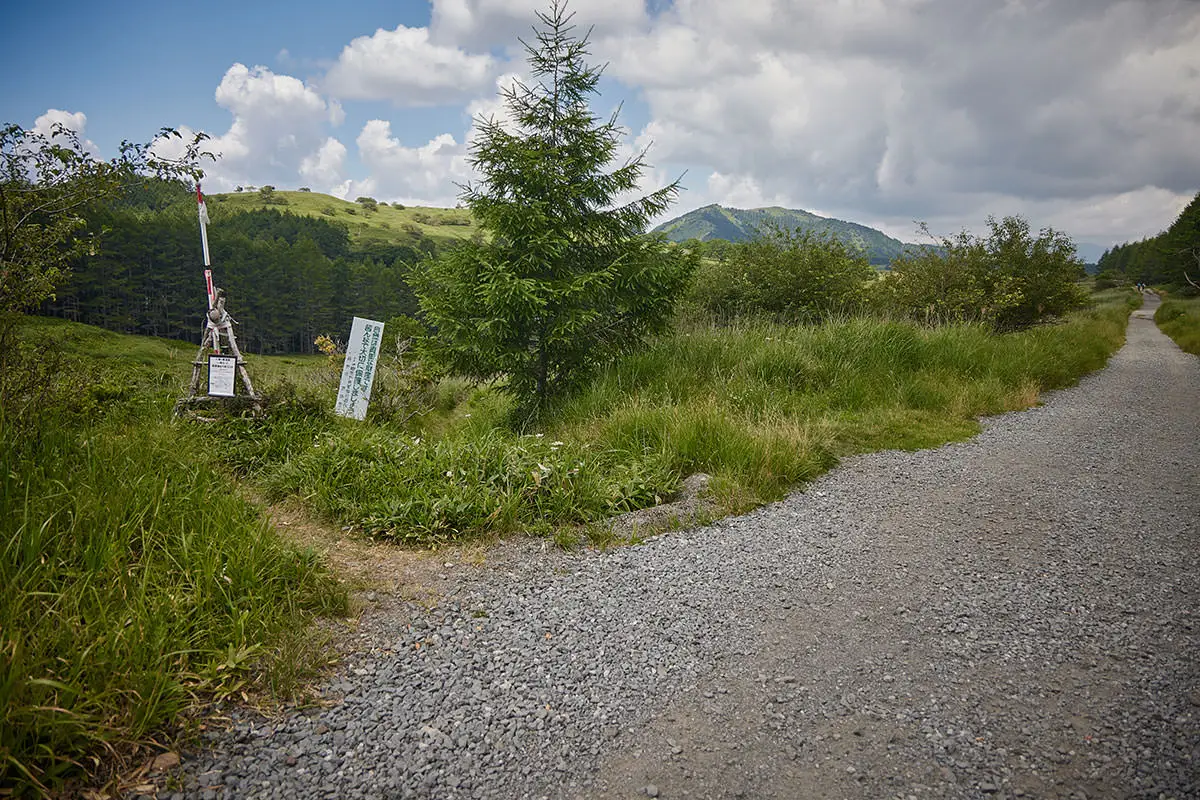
[175, 298, 1199, 800]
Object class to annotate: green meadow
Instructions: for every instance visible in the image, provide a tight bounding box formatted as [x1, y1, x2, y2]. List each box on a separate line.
[1, 288, 1141, 794]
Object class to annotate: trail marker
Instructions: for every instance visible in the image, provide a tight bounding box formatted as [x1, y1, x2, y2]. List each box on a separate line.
[335, 317, 385, 420]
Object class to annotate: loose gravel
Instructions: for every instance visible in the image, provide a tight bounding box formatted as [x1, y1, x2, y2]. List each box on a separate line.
[174, 300, 1199, 800]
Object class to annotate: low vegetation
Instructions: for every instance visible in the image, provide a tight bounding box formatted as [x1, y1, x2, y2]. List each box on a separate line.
[1, 317, 348, 796]
[1155, 294, 1200, 355]
[870, 216, 1088, 330]
[686, 224, 872, 320]
[199, 290, 1139, 551]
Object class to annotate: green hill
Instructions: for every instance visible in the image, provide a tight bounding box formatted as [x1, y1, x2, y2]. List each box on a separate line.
[654, 204, 912, 265]
[210, 189, 481, 249]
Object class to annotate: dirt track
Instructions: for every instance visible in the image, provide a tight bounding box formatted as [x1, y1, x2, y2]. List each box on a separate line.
[586, 296, 1200, 799]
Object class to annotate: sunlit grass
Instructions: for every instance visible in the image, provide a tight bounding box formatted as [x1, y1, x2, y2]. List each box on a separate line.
[220, 291, 1138, 538]
[1, 322, 348, 796]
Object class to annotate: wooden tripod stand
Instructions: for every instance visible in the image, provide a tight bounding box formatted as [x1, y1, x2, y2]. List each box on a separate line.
[174, 287, 262, 417]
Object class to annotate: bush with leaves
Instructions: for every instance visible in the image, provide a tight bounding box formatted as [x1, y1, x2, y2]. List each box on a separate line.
[687, 223, 873, 320]
[872, 216, 1086, 329]
[411, 0, 696, 412]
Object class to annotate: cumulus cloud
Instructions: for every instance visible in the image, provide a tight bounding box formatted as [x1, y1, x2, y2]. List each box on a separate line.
[324, 25, 496, 105]
[352, 119, 474, 206]
[299, 137, 348, 187]
[31, 109, 98, 155]
[606, 0, 1200, 243]
[431, 0, 648, 49]
[200, 63, 344, 191]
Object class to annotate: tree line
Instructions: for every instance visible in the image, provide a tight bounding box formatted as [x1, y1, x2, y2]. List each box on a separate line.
[38, 183, 431, 354]
[1095, 191, 1200, 290]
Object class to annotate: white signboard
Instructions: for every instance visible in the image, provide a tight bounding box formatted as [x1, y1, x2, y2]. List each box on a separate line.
[335, 317, 385, 420]
[208, 354, 237, 397]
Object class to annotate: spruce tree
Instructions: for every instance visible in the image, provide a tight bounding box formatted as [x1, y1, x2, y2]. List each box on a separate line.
[412, 0, 695, 411]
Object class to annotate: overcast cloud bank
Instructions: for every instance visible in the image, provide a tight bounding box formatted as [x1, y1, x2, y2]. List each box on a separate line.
[45, 0, 1200, 246]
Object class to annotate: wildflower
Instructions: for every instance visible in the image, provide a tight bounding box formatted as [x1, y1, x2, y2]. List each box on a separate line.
[550, 441, 564, 448]
[445, 470, 454, 478]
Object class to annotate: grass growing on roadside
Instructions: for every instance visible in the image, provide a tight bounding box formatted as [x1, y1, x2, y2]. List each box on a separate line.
[553, 297, 1132, 511]
[221, 291, 1138, 541]
[1, 320, 348, 797]
[1155, 294, 1200, 355]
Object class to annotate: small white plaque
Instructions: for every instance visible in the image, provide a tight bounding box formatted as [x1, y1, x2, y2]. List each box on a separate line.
[208, 354, 237, 397]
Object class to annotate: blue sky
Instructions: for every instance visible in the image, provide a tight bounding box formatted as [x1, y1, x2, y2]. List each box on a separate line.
[4, 0, 1199, 248]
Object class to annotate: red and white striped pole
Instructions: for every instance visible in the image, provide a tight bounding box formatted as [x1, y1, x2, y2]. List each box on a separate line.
[196, 182, 211, 268]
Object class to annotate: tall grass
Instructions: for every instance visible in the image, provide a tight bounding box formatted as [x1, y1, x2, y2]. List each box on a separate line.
[554, 299, 1130, 509]
[1, 327, 347, 796]
[225, 293, 1137, 540]
[1156, 294, 1200, 355]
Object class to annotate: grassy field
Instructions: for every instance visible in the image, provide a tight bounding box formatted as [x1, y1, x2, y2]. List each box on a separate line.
[210, 189, 480, 249]
[1155, 294, 1200, 355]
[2, 288, 1138, 794]
[1, 318, 348, 796]
[206, 289, 1141, 547]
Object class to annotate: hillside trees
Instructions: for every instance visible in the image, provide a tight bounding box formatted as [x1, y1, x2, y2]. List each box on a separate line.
[874, 216, 1086, 329]
[41, 197, 420, 352]
[412, 0, 696, 411]
[1095, 190, 1200, 290]
[0, 121, 208, 314]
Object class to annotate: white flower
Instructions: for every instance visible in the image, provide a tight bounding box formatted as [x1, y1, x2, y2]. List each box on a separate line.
[445, 470, 454, 478]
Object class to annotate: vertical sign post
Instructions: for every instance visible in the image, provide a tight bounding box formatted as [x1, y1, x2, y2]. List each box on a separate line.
[335, 317, 385, 420]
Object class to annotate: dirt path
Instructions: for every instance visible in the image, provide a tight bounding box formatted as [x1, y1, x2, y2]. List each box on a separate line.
[179, 300, 1197, 800]
[585, 297, 1200, 799]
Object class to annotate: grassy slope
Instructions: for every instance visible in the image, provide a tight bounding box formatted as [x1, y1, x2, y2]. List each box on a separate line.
[1155, 294, 1200, 355]
[210, 190, 481, 249]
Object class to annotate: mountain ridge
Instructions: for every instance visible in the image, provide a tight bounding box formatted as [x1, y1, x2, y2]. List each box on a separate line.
[653, 203, 914, 265]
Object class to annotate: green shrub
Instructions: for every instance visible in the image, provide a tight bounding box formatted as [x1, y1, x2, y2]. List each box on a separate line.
[687, 224, 873, 320]
[873, 216, 1087, 330]
[1092, 269, 1126, 291]
[261, 427, 678, 542]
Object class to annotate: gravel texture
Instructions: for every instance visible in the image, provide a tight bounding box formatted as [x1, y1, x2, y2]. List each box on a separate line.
[173, 299, 1199, 800]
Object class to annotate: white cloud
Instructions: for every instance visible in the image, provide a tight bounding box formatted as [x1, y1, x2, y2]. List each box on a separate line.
[352, 119, 474, 206]
[602, 0, 1200, 244]
[431, 0, 648, 49]
[324, 25, 496, 105]
[299, 137, 348, 188]
[32, 109, 98, 155]
[200, 63, 343, 191]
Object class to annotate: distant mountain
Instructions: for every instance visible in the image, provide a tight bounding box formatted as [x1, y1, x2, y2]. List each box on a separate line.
[653, 204, 915, 265]
[1074, 242, 1108, 265]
